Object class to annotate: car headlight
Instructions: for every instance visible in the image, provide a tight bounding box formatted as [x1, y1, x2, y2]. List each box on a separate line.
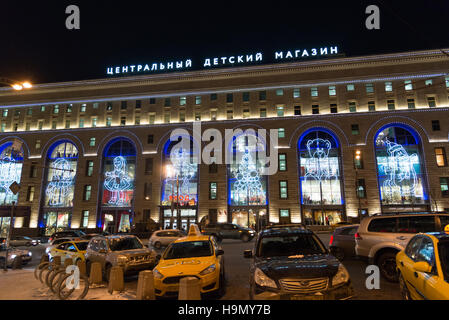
[332, 264, 350, 287]
[117, 255, 128, 265]
[10, 254, 17, 259]
[153, 268, 164, 279]
[199, 264, 216, 276]
[28, 252, 32, 257]
[254, 268, 277, 289]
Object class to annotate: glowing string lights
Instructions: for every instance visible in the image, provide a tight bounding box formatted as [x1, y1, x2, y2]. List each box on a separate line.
[104, 156, 133, 206]
[0, 155, 22, 199]
[45, 158, 74, 206]
[232, 149, 265, 203]
[168, 148, 197, 201]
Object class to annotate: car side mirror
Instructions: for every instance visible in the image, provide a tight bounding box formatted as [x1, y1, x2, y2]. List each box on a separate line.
[216, 249, 224, 256]
[413, 261, 432, 273]
[243, 250, 253, 259]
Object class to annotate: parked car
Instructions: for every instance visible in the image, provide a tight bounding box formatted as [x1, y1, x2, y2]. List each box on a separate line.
[45, 237, 75, 256]
[396, 232, 449, 300]
[330, 221, 355, 232]
[244, 224, 354, 300]
[355, 212, 449, 282]
[9, 236, 34, 247]
[85, 235, 157, 280]
[0, 245, 32, 268]
[329, 225, 359, 261]
[202, 223, 256, 242]
[48, 240, 89, 264]
[48, 230, 87, 243]
[149, 229, 186, 249]
[152, 224, 225, 298]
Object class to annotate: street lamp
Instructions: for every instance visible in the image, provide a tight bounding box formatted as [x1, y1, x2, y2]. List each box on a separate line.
[355, 150, 363, 220]
[0, 78, 33, 91]
[166, 164, 180, 229]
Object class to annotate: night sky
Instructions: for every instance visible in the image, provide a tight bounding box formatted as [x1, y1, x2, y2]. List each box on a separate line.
[1, 1, 449, 84]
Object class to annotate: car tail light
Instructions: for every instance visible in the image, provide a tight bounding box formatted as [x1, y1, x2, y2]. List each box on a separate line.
[329, 235, 334, 246]
[49, 237, 53, 242]
[355, 232, 362, 240]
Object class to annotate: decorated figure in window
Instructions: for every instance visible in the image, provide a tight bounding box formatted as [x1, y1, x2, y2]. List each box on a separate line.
[303, 138, 338, 182]
[0, 154, 21, 198]
[104, 156, 132, 206]
[46, 158, 74, 206]
[381, 139, 418, 200]
[232, 149, 264, 204]
[169, 148, 197, 205]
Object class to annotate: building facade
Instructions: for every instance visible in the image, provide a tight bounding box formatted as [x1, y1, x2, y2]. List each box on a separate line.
[1, 48, 449, 236]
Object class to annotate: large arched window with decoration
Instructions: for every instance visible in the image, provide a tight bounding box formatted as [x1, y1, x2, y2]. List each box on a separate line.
[100, 138, 136, 233]
[42, 141, 78, 235]
[298, 129, 344, 226]
[0, 142, 24, 237]
[228, 132, 268, 228]
[375, 125, 428, 206]
[161, 136, 198, 230]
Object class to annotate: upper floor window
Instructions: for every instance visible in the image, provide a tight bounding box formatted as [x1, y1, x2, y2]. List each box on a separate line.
[368, 101, 376, 111]
[210, 94, 217, 101]
[425, 80, 433, 86]
[180, 96, 186, 106]
[226, 93, 233, 103]
[80, 104, 87, 113]
[432, 120, 441, 131]
[435, 148, 447, 167]
[2, 109, 8, 117]
[347, 84, 355, 91]
[195, 96, 202, 105]
[260, 108, 267, 118]
[294, 106, 301, 116]
[404, 80, 413, 91]
[53, 105, 59, 114]
[259, 91, 266, 100]
[311, 87, 318, 97]
[93, 102, 100, 109]
[164, 98, 171, 107]
[276, 106, 285, 117]
[312, 105, 319, 114]
[135, 100, 141, 109]
[366, 83, 374, 93]
[387, 100, 395, 110]
[149, 98, 156, 104]
[106, 102, 113, 111]
[427, 97, 436, 108]
[66, 105, 73, 113]
[276, 89, 284, 96]
[329, 86, 336, 96]
[351, 124, 360, 135]
[330, 104, 338, 114]
[227, 110, 233, 120]
[385, 82, 393, 92]
[407, 99, 416, 109]
[293, 88, 300, 98]
[242, 92, 250, 102]
[121, 101, 128, 110]
[89, 138, 96, 147]
[243, 109, 250, 119]
[278, 128, 285, 138]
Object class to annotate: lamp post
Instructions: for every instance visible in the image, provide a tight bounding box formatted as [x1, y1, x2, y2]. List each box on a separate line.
[355, 150, 362, 221]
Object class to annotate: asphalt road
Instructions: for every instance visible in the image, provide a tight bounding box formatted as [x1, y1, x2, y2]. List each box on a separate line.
[15, 233, 401, 300]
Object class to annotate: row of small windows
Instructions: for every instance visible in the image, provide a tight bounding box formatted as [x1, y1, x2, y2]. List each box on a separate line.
[3, 77, 449, 119]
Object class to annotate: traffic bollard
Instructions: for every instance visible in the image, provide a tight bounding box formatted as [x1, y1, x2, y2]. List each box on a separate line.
[108, 266, 124, 294]
[76, 260, 86, 276]
[40, 254, 49, 264]
[136, 270, 155, 300]
[89, 262, 103, 285]
[52, 256, 61, 267]
[178, 277, 201, 300]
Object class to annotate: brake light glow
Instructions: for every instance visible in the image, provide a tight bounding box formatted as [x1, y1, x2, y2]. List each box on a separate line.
[355, 232, 362, 240]
[329, 235, 334, 246]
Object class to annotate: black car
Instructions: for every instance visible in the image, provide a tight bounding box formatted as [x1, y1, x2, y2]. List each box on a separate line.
[202, 223, 256, 242]
[244, 224, 354, 300]
[48, 230, 87, 242]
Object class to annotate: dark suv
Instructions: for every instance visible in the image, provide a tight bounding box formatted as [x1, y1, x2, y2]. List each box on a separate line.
[202, 223, 256, 242]
[244, 224, 354, 300]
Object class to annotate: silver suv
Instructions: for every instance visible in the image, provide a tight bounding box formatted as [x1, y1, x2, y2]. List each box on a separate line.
[355, 212, 449, 282]
[85, 235, 157, 280]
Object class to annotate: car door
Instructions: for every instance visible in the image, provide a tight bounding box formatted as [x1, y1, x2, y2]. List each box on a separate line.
[337, 226, 358, 257]
[65, 243, 78, 262]
[165, 231, 179, 245]
[52, 243, 68, 261]
[413, 236, 440, 300]
[399, 236, 423, 300]
[396, 216, 437, 250]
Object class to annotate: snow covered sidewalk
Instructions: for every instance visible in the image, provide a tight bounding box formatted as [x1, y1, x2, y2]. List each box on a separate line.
[0, 268, 139, 300]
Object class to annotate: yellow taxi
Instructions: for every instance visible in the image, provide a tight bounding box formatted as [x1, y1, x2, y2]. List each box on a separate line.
[49, 240, 89, 264]
[153, 224, 225, 298]
[396, 228, 449, 300]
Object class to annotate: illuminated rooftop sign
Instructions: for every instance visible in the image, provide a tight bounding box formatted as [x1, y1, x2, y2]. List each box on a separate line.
[106, 46, 340, 76]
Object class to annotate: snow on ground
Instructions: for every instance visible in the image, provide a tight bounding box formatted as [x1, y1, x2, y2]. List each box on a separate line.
[0, 268, 139, 300]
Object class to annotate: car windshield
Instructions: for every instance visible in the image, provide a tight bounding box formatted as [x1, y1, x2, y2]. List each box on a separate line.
[258, 234, 327, 257]
[108, 237, 143, 251]
[438, 241, 449, 283]
[75, 242, 89, 251]
[163, 241, 213, 260]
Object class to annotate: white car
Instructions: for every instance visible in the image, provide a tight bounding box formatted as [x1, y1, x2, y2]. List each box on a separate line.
[149, 229, 186, 249]
[45, 237, 75, 256]
[0, 246, 32, 268]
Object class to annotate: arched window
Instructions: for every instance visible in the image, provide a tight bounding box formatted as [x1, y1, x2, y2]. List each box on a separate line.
[42, 141, 78, 236]
[44, 141, 78, 207]
[375, 125, 427, 205]
[0, 142, 23, 205]
[161, 136, 198, 230]
[101, 139, 136, 208]
[298, 129, 343, 206]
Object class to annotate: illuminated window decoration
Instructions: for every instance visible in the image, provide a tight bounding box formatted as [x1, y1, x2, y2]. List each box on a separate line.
[0, 142, 23, 205]
[161, 138, 198, 207]
[228, 133, 267, 206]
[299, 129, 343, 205]
[44, 142, 78, 208]
[45, 158, 75, 206]
[103, 156, 133, 206]
[375, 125, 427, 205]
[101, 139, 136, 208]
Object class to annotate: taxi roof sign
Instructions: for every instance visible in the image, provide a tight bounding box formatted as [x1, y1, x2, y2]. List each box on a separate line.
[188, 224, 202, 237]
[445, 224, 449, 235]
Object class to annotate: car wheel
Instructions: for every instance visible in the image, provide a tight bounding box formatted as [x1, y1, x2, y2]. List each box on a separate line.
[218, 266, 226, 296]
[330, 247, 345, 261]
[85, 260, 91, 277]
[399, 273, 411, 300]
[241, 233, 250, 242]
[154, 241, 162, 249]
[378, 252, 399, 282]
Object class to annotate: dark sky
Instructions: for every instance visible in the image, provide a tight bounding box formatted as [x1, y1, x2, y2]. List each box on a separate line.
[1, 0, 449, 84]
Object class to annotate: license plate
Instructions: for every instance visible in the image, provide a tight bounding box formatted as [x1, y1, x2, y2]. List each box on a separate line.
[291, 294, 324, 301]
